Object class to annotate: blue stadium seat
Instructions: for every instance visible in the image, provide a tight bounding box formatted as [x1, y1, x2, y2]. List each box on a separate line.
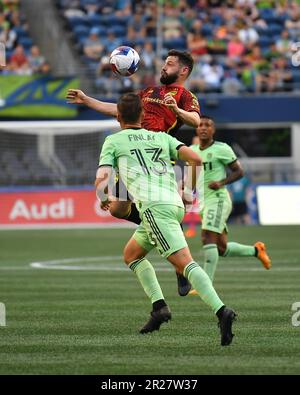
[260, 8, 275, 20]
[87, 14, 103, 26]
[267, 24, 283, 36]
[103, 15, 129, 27]
[292, 69, 300, 83]
[110, 25, 126, 38]
[258, 36, 274, 48]
[13, 26, 28, 38]
[164, 37, 187, 51]
[68, 16, 89, 29]
[18, 37, 33, 49]
[201, 24, 213, 37]
[73, 25, 90, 37]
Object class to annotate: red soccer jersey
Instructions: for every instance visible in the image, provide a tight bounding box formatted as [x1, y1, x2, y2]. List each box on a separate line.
[139, 85, 200, 136]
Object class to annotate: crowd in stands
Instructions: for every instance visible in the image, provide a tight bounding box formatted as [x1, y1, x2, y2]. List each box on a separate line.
[1, 0, 300, 93]
[0, 0, 50, 75]
[57, 0, 300, 96]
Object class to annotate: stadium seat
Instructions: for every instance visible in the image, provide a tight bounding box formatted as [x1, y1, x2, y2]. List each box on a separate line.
[18, 37, 33, 50]
[201, 24, 213, 37]
[164, 37, 187, 51]
[267, 24, 283, 36]
[110, 25, 126, 38]
[258, 36, 274, 48]
[73, 25, 90, 36]
[87, 14, 103, 26]
[13, 26, 28, 38]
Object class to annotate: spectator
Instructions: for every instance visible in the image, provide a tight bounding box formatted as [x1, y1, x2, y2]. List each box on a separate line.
[163, 5, 182, 39]
[83, 28, 104, 61]
[227, 34, 245, 61]
[238, 21, 259, 46]
[276, 30, 293, 57]
[8, 44, 30, 74]
[103, 30, 121, 53]
[28, 45, 46, 74]
[187, 21, 208, 56]
[222, 69, 243, 95]
[0, 25, 17, 50]
[207, 30, 227, 55]
[228, 174, 252, 225]
[140, 42, 156, 71]
[95, 55, 122, 96]
[127, 11, 147, 40]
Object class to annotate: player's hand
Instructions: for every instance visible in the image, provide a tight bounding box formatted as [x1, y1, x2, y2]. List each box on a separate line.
[100, 199, 111, 211]
[163, 94, 179, 114]
[208, 181, 223, 190]
[66, 89, 87, 104]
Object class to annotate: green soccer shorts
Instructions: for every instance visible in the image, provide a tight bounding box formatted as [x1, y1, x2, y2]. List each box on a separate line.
[133, 205, 187, 258]
[201, 197, 232, 234]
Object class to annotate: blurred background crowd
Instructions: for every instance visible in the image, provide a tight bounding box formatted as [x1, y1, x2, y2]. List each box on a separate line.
[1, 0, 300, 95]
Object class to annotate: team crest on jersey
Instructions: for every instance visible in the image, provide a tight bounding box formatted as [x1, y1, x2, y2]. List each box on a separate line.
[207, 153, 212, 159]
[168, 90, 178, 96]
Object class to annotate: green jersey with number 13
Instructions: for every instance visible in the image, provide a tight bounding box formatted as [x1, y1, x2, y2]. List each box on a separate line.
[99, 128, 185, 214]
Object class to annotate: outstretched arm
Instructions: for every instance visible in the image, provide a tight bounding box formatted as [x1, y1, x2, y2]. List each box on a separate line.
[67, 89, 118, 117]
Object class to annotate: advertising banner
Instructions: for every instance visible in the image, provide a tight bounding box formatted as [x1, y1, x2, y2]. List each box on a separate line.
[0, 75, 79, 118]
[257, 184, 300, 225]
[0, 188, 130, 229]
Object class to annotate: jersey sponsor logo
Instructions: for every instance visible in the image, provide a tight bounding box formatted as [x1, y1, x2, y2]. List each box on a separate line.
[143, 97, 165, 105]
[203, 161, 213, 171]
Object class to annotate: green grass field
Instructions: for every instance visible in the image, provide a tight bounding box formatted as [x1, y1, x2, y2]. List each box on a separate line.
[0, 225, 300, 375]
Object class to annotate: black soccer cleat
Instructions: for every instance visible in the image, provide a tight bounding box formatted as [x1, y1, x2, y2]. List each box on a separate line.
[176, 272, 192, 296]
[140, 306, 172, 334]
[218, 307, 237, 346]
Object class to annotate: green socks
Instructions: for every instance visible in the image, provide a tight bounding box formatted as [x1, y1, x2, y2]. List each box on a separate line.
[184, 262, 224, 313]
[224, 242, 255, 257]
[129, 258, 164, 304]
[203, 244, 219, 282]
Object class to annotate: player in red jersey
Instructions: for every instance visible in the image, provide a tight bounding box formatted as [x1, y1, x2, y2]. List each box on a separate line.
[67, 50, 201, 296]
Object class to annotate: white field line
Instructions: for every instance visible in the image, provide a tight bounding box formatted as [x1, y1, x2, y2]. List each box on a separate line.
[27, 256, 300, 272]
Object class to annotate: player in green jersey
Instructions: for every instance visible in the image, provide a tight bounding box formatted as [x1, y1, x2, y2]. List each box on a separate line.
[189, 115, 271, 286]
[67, 50, 200, 297]
[95, 93, 236, 346]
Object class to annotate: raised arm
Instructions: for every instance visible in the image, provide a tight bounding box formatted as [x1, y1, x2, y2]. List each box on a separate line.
[176, 110, 200, 128]
[163, 93, 200, 128]
[66, 89, 118, 117]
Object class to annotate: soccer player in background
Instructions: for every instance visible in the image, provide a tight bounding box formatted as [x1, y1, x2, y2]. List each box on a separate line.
[189, 115, 271, 286]
[67, 49, 200, 296]
[95, 93, 236, 346]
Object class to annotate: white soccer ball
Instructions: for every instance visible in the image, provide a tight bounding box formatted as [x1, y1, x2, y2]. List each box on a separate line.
[109, 46, 140, 77]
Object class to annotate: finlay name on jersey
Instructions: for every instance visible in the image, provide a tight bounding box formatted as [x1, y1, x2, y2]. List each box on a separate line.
[9, 199, 74, 220]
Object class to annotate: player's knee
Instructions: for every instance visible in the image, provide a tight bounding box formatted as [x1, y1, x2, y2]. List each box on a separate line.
[201, 232, 213, 245]
[123, 247, 133, 265]
[123, 244, 141, 265]
[217, 243, 227, 256]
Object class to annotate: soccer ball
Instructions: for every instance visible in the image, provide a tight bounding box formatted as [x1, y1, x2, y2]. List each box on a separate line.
[109, 46, 140, 77]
